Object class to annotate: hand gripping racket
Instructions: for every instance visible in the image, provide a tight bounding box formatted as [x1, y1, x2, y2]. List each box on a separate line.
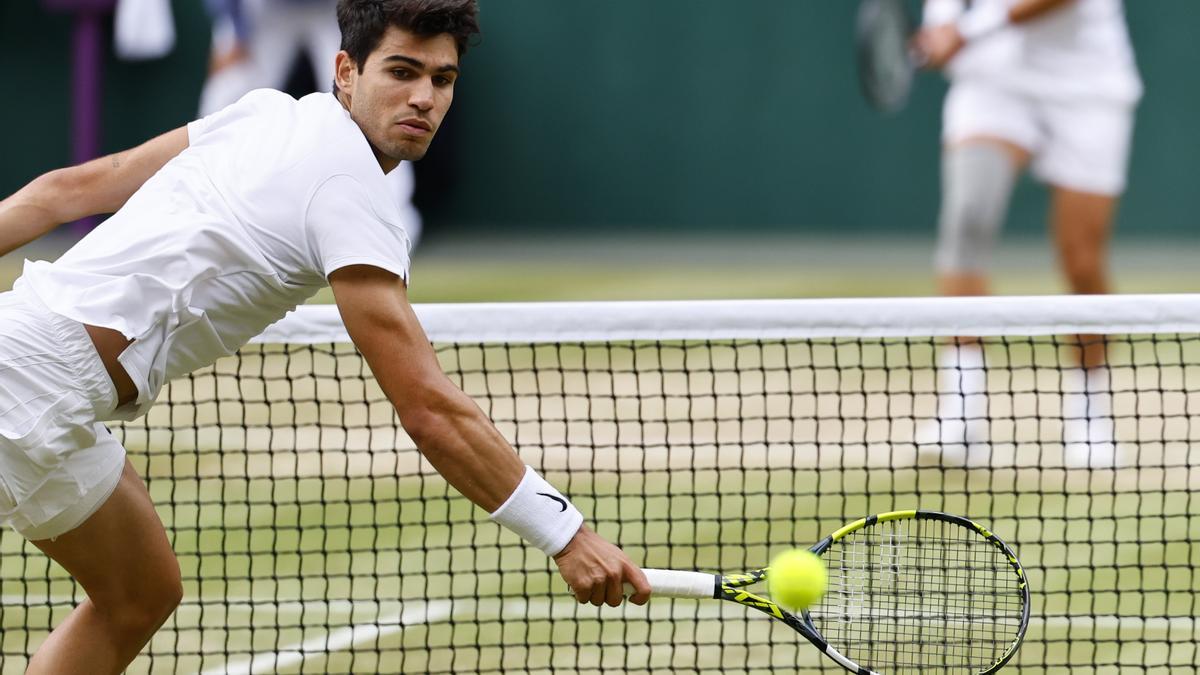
[635, 510, 1029, 674]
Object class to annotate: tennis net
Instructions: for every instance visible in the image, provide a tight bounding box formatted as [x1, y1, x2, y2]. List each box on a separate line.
[1, 295, 1197, 673]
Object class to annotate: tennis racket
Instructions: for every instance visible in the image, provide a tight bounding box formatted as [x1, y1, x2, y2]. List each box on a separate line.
[855, 0, 919, 114]
[635, 510, 1029, 674]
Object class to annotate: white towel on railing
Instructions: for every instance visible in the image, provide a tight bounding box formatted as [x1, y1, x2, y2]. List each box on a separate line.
[114, 0, 175, 60]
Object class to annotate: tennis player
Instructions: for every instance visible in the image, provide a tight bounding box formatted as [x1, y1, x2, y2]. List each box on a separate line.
[913, 0, 1141, 466]
[0, 1, 650, 672]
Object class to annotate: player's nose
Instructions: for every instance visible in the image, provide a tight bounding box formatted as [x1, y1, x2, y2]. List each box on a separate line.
[408, 78, 435, 112]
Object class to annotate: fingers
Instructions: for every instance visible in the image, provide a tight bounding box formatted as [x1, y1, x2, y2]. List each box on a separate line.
[606, 574, 624, 607]
[910, 38, 933, 68]
[624, 565, 652, 606]
[579, 565, 623, 607]
[910, 25, 961, 70]
[587, 575, 622, 608]
[554, 528, 653, 608]
[571, 568, 652, 608]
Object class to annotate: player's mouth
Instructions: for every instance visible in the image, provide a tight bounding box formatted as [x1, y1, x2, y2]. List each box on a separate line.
[396, 119, 433, 136]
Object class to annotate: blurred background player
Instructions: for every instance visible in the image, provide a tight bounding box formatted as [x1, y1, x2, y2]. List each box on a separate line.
[913, 0, 1141, 466]
[201, 0, 423, 247]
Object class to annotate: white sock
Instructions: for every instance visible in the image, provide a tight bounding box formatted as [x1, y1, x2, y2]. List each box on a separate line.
[1063, 369, 1112, 415]
[1063, 367, 1113, 444]
[937, 344, 987, 420]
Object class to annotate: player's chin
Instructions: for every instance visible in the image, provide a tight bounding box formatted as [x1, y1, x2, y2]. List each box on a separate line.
[387, 139, 432, 163]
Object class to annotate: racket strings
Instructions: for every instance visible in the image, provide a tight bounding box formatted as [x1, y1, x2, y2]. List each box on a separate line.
[811, 518, 1025, 673]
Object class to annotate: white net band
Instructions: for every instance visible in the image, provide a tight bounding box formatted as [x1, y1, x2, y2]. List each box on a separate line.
[256, 294, 1200, 344]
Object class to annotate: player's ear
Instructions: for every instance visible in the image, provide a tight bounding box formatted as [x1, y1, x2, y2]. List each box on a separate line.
[334, 51, 358, 97]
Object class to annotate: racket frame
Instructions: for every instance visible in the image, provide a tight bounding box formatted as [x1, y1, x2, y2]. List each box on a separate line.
[855, 0, 918, 114]
[642, 509, 1030, 675]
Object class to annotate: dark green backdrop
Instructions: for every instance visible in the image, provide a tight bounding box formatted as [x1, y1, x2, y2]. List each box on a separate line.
[1, 0, 1196, 236]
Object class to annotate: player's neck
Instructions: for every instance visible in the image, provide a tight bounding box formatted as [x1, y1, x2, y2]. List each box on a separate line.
[372, 149, 401, 175]
[334, 91, 400, 174]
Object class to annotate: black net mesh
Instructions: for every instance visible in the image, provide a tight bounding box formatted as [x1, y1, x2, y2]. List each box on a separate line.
[0, 334, 1196, 673]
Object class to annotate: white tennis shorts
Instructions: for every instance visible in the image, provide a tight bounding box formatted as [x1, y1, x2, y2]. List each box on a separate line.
[942, 81, 1137, 196]
[0, 285, 126, 540]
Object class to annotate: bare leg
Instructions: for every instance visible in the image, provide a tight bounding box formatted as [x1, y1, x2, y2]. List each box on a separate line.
[1050, 185, 1118, 369]
[937, 272, 988, 298]
[1049, 186, 1120, 464]
[26, 460, 182, 675]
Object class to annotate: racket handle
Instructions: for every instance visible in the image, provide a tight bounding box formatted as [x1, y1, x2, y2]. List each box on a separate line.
[624, 568, 717, 599]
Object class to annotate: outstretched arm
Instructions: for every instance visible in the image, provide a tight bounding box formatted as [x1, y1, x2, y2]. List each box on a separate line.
[329, 265, 651, 607]
[0, 126, 188, 257]
[1008, 0, 1077, 23]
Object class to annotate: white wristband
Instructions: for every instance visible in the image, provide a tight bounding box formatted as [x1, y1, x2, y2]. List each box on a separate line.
[489, 465, 584, 557]
[957, 2, 1009, 42]
[923, 0, 965, 27]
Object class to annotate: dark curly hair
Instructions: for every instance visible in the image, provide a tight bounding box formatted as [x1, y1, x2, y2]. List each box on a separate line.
[335, 0, 480, 91]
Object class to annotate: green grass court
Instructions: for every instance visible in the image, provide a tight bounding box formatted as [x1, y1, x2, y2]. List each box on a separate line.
[0, 236, 1198, 673]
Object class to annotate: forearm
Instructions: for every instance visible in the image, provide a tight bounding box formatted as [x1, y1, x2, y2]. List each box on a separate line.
[953, 0, 1074, 43]
[396, 377, 584, 556]
[400, 381, 526, 512]
[332, 267, 591, 557]
[1009, 0, 1075, 24]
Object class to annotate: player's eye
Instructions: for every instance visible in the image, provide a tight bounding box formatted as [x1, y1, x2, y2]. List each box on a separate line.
[391, 68, 413, 80]
[433, 75, 456, 87]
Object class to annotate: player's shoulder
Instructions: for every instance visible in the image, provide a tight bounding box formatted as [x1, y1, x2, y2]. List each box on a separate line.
[193, 88, 298, 136]
[208, 88, 298, 122]
[239, 87, 296, 109]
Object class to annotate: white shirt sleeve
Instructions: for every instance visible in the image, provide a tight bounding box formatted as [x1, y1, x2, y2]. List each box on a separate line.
[305, 174, 412, 281]
[187, 88, 287, 144]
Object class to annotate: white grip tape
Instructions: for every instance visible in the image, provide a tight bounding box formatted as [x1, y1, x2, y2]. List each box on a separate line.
[624, 568, 716, 599]
[488, 465, 584, 557]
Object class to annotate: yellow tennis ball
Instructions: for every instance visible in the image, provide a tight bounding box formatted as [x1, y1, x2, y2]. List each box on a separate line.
[768, 549, 827, 611]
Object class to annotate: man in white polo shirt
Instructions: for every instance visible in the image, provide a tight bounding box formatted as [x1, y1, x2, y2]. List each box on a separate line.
[914, 0, 1141, 466]
[0, 1, 650, 672]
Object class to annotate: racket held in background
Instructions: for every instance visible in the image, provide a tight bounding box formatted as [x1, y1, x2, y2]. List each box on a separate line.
[634, 510, 1030, 675]
[856, 0, 919, 114]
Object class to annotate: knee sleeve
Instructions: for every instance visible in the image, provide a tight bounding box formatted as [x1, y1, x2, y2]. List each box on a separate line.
[934, 143, 1020, 274]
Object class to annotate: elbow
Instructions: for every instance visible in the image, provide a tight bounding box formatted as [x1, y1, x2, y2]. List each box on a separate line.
[400, 406, 441, 450]
[19, 170, 65, 213]
[4, 170, 72, 230]
[35, 167, 100, 220]
[40, 167, 81, 201]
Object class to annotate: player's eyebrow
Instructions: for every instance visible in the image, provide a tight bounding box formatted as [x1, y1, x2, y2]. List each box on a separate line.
[380, 54, 460, 74]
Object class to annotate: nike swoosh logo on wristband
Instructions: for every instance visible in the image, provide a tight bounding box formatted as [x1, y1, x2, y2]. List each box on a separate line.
[537, 492, 568, 512]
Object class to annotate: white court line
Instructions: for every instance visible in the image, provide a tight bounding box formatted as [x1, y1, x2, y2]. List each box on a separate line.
[8, 594, 1196, 639]
[200, 599, 454, 675]
[7, 595, 1195, 671]
[190, 597, 1197, 675]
